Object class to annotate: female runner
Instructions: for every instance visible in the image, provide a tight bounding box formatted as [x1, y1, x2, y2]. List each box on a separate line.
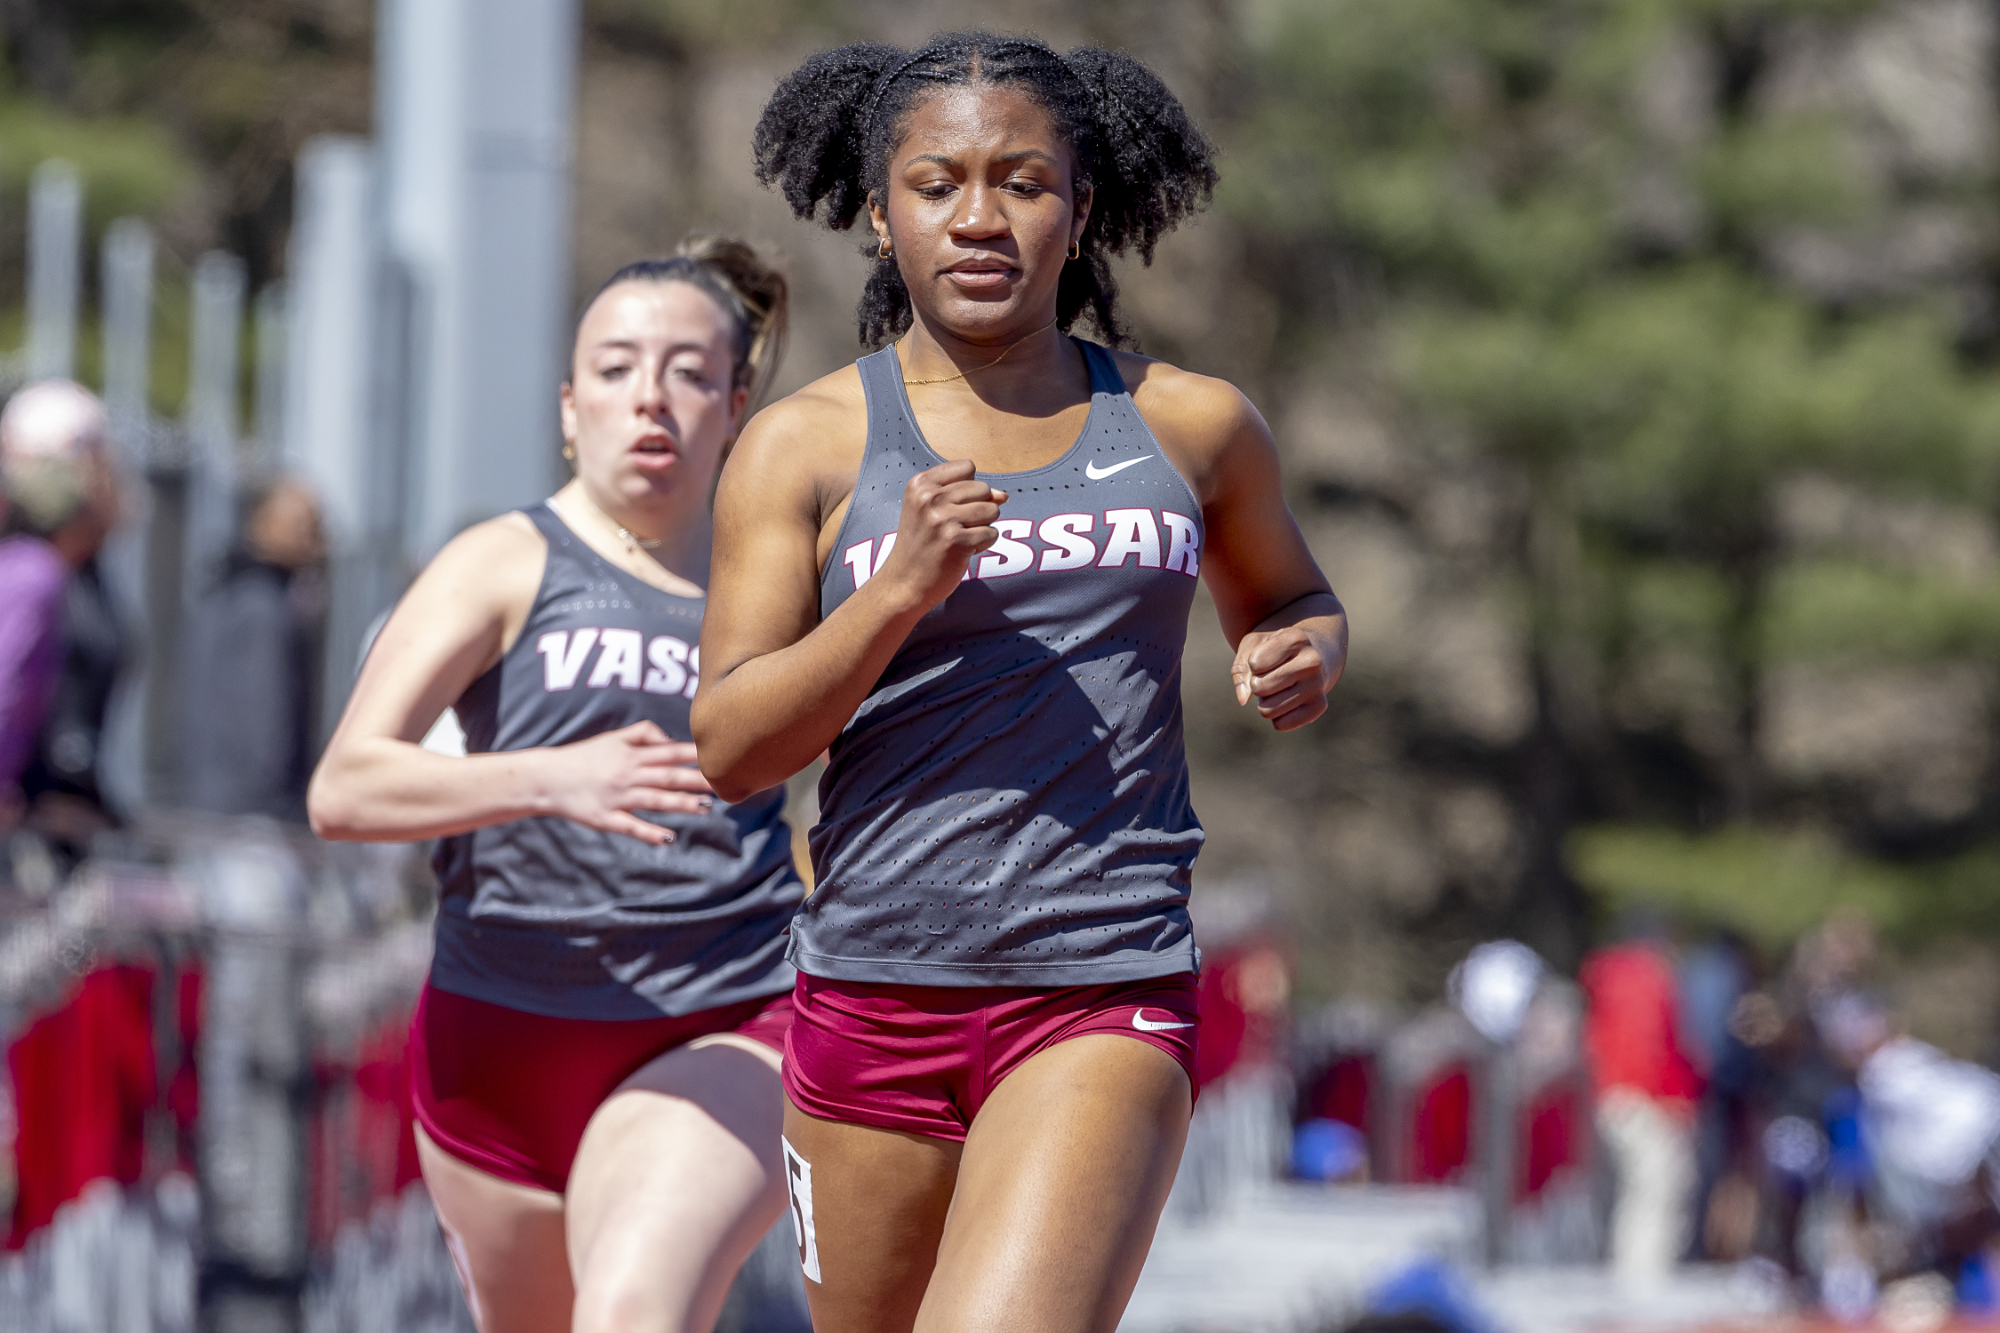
[308, 238, 799, 1333]
[693, 33, 1348, 1333]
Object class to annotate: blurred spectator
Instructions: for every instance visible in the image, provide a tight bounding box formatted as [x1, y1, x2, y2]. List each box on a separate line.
[1740, 913, 1878, 1277]
[1293, 1117, 1369, 1183]
[1794, 912, 1878, 1038]
[0, 380, 129, 858]
[1677, 930, 1763, 1260]
[0, 486, 67, 831]
[1352, 1258, 1502, 1333]
[1450, 939, 1544, 1046]
[177, 476, 327, 821]
[1580, 922, 1704, 1286]
[1830, 994, 2000, 1265]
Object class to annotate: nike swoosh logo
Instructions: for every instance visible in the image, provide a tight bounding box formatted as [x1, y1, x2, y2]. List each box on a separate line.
[1085, 456, 1150, 480]
[1132, 1009, 1194, 1032]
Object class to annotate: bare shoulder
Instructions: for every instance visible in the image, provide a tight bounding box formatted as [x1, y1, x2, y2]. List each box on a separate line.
[1114, 350, 1260, 428]
[1110, 350, 1273, 499]
[427, 511, 544, 577]
[721, 361, 870, 520]
[731, 363, 867, 468]
[408, 511, 547, 614]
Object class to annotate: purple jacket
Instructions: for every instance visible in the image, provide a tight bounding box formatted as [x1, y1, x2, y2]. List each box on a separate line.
[0, 536, 68, 796]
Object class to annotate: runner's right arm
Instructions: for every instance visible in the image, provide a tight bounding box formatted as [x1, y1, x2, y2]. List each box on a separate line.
[307, 515, 710, 846]
[692, 381, 1005, 803]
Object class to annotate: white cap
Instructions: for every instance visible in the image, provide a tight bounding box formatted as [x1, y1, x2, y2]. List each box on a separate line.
[0, 379, 108, 464]
[1450, 939, 1545, 1045]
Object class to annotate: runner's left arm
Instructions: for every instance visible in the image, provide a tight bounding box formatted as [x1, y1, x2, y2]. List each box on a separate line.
[1139, 365, 1347, 733]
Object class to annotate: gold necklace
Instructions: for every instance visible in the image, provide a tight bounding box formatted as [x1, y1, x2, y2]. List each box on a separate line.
[900, 319, 1059, 387]
[570, 491, 662, 554]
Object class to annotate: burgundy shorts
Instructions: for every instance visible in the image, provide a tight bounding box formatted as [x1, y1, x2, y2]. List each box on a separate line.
[408, 982, 792, 1193]
[783, 972, 1199, 1142]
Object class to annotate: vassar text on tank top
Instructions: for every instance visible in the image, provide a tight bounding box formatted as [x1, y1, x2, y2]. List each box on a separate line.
[794, 339, 1206, 988]
[428, 503, 801, 1021]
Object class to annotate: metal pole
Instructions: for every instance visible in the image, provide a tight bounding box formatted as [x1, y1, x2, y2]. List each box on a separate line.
[191, 831, 309, 1333]
[95, 217, 159, 815]
[253, 282, 287, 467]
[283, 135, 391, 738]
[101, 218, 156, 441]
[182, 251, 247, 603]
[26, 159, 84, 382]
[1478, 1040, 1517, 1266]
[378, 0, 578, 561]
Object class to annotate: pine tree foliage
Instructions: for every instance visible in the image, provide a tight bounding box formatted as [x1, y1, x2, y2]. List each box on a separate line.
[1225, 0, 2000, 965]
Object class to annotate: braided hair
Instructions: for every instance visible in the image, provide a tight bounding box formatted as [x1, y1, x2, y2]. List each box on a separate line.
[752, 32, 1217, 348]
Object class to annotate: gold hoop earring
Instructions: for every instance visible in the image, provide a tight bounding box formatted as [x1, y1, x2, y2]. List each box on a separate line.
[562, 443, 576, 460]
[878, 236, 893, 260]
[1068, 241, 1081, 261]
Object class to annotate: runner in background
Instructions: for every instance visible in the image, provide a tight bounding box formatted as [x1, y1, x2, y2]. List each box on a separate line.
[309, 237, 800, 1333]
[697, 34, 1347, 1333]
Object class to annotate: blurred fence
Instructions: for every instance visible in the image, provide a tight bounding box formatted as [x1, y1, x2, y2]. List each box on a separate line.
[0, 824, 1399, 1331]
[0, 819, 442, 1332]
[0, 822, 855, 1333]
[1290, 983, 1603, 1267]
[0, 820, 1623, 1332]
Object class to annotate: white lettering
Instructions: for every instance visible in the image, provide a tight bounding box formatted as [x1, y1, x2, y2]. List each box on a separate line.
[1163, 511, 1201, 577]
[842, 540, 873, 590]
[1037, 513, 1096, 572]
[1099, 508, 1162, 569]
[536, 629, 599, 691]
[842, 533, 900, 590]
[685, 646, 701, 699]
[587, 629, 644, 690]
[644, 636, 690, 695]
[976, 519, 1034, 579]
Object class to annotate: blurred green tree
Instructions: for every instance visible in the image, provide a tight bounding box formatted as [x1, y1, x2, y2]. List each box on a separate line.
[1224, 0, 2000, 964]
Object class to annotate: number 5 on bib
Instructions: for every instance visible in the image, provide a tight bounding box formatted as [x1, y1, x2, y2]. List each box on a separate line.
[782, 1136, 823, 1282]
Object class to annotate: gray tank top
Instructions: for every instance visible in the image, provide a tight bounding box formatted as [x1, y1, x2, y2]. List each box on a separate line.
[794, 340, 1205, 986]
[429, 503, 801, 1020]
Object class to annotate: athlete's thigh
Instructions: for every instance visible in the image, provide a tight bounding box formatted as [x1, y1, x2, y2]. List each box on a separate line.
[781, 1095, 962, 1333]
[415, 1122, 574, 1333]
[565, 1037, 790, 1333]
[917, 1034, 1193, 1333]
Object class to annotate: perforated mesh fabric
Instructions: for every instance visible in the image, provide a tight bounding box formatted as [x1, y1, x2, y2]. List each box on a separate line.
[797, 341, 1205, 986]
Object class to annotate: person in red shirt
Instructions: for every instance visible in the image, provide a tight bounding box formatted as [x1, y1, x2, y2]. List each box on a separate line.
[1580, 928, 1704, 1285]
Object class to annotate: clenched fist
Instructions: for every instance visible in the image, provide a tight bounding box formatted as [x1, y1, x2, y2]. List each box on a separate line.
[875, 459, 1009, 612]
[1231, 624, 1342, 732]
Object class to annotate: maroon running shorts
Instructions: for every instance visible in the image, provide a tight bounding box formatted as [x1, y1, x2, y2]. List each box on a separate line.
[408, 982, 793, 1193]
[783, 972, 1200, 1141]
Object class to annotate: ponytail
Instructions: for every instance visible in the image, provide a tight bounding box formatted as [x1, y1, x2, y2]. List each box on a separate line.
[673, 234, 789, 414]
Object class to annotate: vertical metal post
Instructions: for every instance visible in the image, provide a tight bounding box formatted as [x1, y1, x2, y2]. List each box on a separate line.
[252, 283, 288, 467]
[1478, 1041, 1517, 1266]
[183, 251, 247, 602]
[283, 135, 393, 736]
[95, 217, 159, 815]
[191, 831, 308, 1333]
[377, 0, 578, 562]
[101, 218, 155, 438]
[26, 159, 84, 383]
